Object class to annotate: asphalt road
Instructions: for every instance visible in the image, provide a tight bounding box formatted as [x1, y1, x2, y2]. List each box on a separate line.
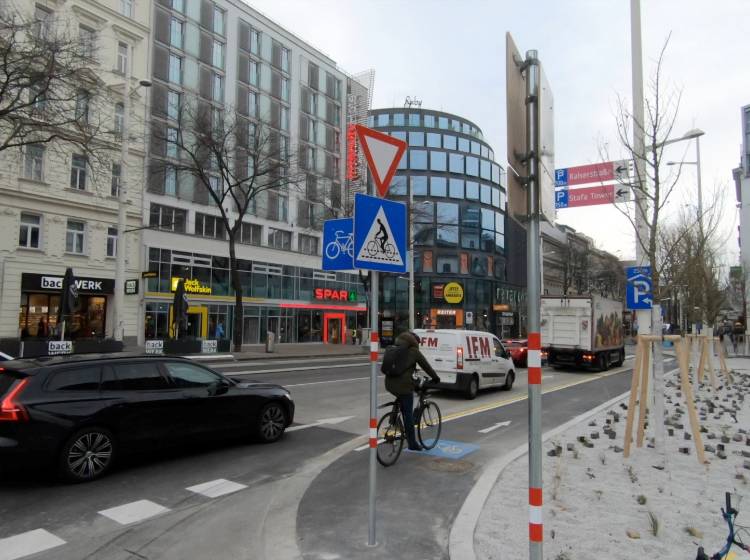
[0, 351, 657, 560]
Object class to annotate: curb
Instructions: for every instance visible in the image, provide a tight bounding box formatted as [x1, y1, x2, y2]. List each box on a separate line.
[448, 389, 631, 560]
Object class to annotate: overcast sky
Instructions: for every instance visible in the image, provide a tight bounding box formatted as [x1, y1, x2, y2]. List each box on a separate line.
[251, 0, 749, 264]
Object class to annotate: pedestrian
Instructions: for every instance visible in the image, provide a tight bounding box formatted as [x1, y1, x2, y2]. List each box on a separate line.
[215, 320, 225, 339]
[37, 317, 48, 338]
[384, 331, 441, 451]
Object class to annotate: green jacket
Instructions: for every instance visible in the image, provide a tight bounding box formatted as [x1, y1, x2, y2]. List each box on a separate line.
[385, 332, 440, 396]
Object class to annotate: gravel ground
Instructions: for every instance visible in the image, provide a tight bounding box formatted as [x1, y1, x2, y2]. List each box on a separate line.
[475, 356, 750, 560]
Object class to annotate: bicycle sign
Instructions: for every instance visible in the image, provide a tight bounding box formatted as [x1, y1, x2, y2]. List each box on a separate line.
[353, 193, 407, 273]
[322, 218, 354, 271]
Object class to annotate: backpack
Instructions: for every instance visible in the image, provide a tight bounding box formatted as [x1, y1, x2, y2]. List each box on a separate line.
[380, 344, 411, 377]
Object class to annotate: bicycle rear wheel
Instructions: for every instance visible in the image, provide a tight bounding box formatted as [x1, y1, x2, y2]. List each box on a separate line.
[417, 400, 442, 450]
[376, 412, 404, 467]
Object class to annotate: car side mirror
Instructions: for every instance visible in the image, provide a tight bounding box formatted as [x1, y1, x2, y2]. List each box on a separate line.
[212, 379, 230, 396]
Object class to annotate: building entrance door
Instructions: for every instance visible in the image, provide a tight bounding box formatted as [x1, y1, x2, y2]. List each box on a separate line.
[323, 313, 346, 344]
[170, 304, 208, 338]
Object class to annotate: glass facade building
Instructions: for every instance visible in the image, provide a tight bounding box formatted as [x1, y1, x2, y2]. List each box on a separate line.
[368, 108, 527, 342]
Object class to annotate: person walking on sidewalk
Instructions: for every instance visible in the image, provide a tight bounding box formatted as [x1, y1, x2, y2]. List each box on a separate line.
[385, 331, 440, 451]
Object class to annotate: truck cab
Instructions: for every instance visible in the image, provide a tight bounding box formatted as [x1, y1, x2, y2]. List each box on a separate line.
[413, 329, 516, 399]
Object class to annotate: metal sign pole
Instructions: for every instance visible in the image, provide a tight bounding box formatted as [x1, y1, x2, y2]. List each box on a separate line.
[367, 269, 379, 546]
[525, 49, 543, 560]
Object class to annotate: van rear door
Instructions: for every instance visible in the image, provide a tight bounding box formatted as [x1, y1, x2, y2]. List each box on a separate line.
[415, 331, 459, 383]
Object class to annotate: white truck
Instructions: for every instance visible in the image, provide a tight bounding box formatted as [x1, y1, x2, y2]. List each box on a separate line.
[540, 295, 625, 371]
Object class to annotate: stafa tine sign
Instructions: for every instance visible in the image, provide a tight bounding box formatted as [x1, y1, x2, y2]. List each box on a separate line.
[22, 273, 115, 294]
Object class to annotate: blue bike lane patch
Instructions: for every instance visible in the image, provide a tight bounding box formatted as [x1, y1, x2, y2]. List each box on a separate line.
[406, 439, 480, 460]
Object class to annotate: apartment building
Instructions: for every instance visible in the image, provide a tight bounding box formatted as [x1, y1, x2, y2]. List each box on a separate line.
[141, 0, 367, 345]
[0, 0, 150, 343]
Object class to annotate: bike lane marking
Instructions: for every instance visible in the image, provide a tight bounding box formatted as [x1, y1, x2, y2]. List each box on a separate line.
[0, 529, 66, 560]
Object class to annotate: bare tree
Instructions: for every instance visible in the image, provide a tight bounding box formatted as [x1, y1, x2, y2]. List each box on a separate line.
[151, 101, 302, 351]
[0, 5, 113, 164]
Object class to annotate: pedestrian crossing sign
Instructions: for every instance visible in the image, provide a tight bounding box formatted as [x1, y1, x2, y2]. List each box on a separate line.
[353, 193, 407, 273]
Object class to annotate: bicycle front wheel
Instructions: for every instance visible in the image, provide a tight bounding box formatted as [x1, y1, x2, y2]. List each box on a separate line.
[377, 412, 404, 467]
[417, 400, 442, 450]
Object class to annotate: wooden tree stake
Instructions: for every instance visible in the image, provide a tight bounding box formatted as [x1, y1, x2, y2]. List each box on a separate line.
[623, 338, 644, 458]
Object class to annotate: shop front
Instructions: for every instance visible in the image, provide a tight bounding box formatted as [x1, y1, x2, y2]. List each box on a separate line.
[18, 273, 113, 339]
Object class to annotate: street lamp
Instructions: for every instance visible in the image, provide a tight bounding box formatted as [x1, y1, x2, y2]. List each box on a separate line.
[408, 193, 430, 330]
[113, 49, 151, 342]
[665, 128, 705, 221]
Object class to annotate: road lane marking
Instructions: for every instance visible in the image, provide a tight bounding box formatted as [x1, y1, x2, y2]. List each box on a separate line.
[98, 500, 170, 525]
[287, 416, 355, 432]
[478, 421, 512, 434]
[227, 363, 368, 376]
[0, 529, 66, 560]
[186, 479, 248, 498]
[215, 357, 370, 369]
[285, 376, 370, 388]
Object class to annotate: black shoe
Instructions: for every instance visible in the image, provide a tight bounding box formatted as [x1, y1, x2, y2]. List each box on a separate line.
[408, 444, 423, 451]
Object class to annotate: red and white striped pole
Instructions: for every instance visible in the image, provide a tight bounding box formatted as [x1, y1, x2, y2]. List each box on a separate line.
[527, 332, 543, 544]
[367, 270, 379, 546]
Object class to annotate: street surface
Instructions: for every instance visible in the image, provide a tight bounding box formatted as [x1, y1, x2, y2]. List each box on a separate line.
[0, 350, 660, 560]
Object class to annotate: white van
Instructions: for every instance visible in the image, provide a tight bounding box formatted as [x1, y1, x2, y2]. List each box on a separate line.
[412, 329, 516, 399]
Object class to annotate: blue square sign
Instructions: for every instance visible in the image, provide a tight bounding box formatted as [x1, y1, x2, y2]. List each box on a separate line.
[353, 193, 407, 273]
[322, 218, 354, 271]
[626, 266, 653, 310]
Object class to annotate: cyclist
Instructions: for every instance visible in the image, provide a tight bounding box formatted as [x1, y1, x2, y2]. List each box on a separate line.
[385, 331, 441, 451]
[375, 218, 389, 253]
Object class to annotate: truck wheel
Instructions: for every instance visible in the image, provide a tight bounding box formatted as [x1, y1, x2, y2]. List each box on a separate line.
[465, 375, 478, 400]
[598, 354, 608, 372]
[614, 349, 625, 367]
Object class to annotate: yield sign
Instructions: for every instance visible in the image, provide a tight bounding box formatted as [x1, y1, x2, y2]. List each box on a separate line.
[354, 125, 407, 197]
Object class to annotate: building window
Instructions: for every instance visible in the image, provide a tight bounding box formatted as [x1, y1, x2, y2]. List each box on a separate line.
[376, 113, 389, 127]
[70, 154, 87, 190]
[212, 40, 224, 69]
[409, 149, 427, 171]
[114, 102, 124, 139]
[19, 213, 41, 249]
[75, 90, 89, 123]
[170, 18, 183, 48]
[250, 28, 260, 55]
[449, 153, 464, 174]
[449, 178, 464, 199]
[167, 90, 180, 120]
[438, 116, 449, 129]
[430, 176, 447, 197]
[33, 6, 52, 39]
[149, 203, 186, 233]
[298, 234, 319, 256]
[119, 0, 134, 18]
[466, 156, 479, 177]
[107, 227, 118, 257]
[281, 77, 289, 101]
[437, 256, 458, 274]
[23, 145, 44, 181]
[240, 222, 261, 245]
[280, 106, 289, 131]
[65, 220, 85, 254]
[116, 42, 129, 74]
[169, 54, 182, 84]
[430, 151, 446, 172]
[164, 166, 177, 195]
[212, 73, 223, 101]
[167, 127, 178, 158]
[79, 26, 96, 58]
[213, 7, 225, 35]
[424, 114, 435, 128]
[172, 0, 184, 13]
[443, 135, 457, 150]
[249, 59, 259, 86]
[281, 47, 290, 73]
[408, 113, 420, 127]
[195, 213, 225, 239]
[267, 228, 291, 250]
[111, 162, 121, 196]
[248, 91, 257, 117]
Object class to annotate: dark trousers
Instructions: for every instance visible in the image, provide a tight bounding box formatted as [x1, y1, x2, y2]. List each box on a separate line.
[397, 393, 417, 447]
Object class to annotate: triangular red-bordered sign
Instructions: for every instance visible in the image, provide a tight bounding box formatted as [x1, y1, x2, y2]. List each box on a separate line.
[354, 125, 407, 198]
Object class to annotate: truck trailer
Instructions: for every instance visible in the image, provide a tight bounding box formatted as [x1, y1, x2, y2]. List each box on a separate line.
[541, 295, 625, 371]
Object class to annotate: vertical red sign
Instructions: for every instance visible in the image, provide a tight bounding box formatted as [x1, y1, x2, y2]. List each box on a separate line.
[346, 124, 359, 181]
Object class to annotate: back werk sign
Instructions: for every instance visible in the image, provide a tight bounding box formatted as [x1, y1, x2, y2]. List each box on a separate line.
[22, 273, 114, 294]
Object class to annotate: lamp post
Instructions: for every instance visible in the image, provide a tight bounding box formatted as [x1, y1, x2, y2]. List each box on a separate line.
[408, 195, 429, 330]
[113, 46, 150, 342]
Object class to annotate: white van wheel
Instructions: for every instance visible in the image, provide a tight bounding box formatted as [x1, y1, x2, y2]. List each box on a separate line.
[465, 375, 478, 400]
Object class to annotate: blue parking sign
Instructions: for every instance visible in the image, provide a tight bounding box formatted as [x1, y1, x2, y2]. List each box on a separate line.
[322, 218, 354, 271]
[626, 266, 653, 310]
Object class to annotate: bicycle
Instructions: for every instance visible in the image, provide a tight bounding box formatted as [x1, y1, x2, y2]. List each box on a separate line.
[325, 230, 354, 260]
[376, 375, 442, 467]
[696, 492, 750, 559]
[366, 239, 395, 258]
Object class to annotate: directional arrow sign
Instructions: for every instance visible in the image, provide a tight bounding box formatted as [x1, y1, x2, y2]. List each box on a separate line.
[355, 125, 407, 198]
[614, 186, 631, 203]
[555, 160, 630, 187]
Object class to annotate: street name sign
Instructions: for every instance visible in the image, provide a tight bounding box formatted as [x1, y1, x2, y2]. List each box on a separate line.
[555, 160, 629, 187]
[626, 266, 653, 310]
[322, 218, 354, 271]
[353, 193, 407, 273]
[555, 184, 631, 209]
[354, 125, 407, 198]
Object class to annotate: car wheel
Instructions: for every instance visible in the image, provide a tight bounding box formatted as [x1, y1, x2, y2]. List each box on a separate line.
[59, 427, 116, 482]
[256, 402, 287, 443]
[503, 370, 515, 391]
[465, 375, 478, 400]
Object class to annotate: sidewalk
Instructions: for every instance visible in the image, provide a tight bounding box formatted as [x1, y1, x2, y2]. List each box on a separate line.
[468, 356, 750, 559]
[120, 341, 371, 361]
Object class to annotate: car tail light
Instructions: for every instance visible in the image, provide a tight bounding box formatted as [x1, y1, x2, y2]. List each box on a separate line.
[0, 378, 29, 422]
[456, 347, 464, 369]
